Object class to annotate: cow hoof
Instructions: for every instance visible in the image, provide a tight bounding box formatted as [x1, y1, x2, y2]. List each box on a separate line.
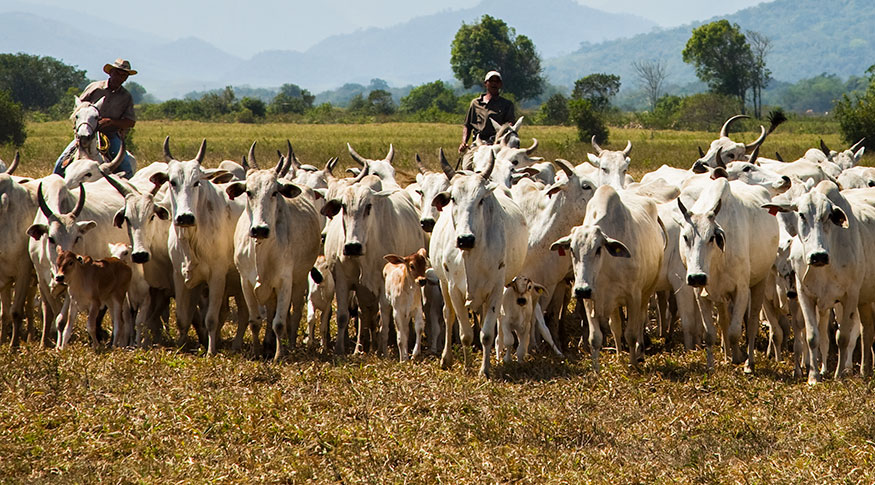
[440, 355, 453, 369]
[807, 374, 822, 386]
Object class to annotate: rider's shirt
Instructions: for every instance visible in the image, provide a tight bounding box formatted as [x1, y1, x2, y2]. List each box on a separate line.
[79, 80, 136, 134]
[463, 93, 515, 143]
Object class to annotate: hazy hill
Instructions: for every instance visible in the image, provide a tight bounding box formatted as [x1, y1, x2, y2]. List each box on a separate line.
[545, 0, 875, 88]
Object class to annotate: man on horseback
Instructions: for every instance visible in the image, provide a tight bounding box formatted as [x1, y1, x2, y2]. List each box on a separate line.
[53, 58, 138, 178]
[458, 70, 516, 154]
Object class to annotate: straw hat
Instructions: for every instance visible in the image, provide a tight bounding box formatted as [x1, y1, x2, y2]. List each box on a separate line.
[103, 58, 137, 76]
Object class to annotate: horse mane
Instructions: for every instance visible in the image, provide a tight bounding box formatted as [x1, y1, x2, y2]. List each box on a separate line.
[70, 100, 96, 123]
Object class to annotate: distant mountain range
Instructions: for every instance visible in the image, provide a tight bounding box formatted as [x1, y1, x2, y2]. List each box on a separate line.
[0, 0, 872, 101]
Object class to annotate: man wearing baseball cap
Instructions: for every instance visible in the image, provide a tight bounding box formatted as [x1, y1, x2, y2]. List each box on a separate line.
[459, 70, 516, 154]
[54, 58, 138, 178]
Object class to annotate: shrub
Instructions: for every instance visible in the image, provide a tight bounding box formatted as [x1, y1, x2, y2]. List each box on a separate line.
[834, 69, 875, 149]
[0, 90, 26, 146]
[637, 95, 683, 129]
[569, 98, 608, 143]
[537, 93, 569, 125]
[673, 92, 741, 131]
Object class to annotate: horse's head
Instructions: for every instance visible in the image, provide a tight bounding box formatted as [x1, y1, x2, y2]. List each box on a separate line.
[71, 96, 103, 149]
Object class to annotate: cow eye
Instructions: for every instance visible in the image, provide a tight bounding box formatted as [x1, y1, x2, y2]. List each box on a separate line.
[415, 189, 423, 196]
[272, 191, 278, 197]
[595, 246, 602, 256]
[75, 236, 81, 243]
[48, 236, 56, 244]
[85, 172, 93, 178]
[478, 198, 484, 206]
[365, 203, 372, 216]
[742, 166, 752, 172]
[193, 181, 200, 187]
[683, 235, 690, 245]
[170, 180, 177, 187]
[581, 183, 592, 190]
[246, 190, 253, 197]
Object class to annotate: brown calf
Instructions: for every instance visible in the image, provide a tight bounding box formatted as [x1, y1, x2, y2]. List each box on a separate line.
[55, 249, 132, 349]
[383, 248, 430, 362]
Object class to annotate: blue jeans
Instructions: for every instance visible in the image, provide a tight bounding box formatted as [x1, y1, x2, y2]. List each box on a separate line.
[53, 132, 135, 179]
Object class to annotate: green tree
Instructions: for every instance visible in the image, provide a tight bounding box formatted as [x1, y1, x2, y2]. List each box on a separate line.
[240, 97, 266, 118]
[450, 15, 544, 100]
[126, 81, 148, 105]
[834, 66, 875, 149]
[400, 80, 458, 114]
[0, 54, 87, 111]
[673, 92, 741, 131]
[368, 89, 396, 115]
[571, 73, 621, 112]
[568, 98, 608, 143]
[537, 93, 569, 125]
[682, 20, 754, 113]
[269, 83, 315, 114]
[0, 90, 26, 146]
[347, 93, 370, 114]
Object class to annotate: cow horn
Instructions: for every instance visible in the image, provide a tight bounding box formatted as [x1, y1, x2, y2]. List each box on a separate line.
[286, 140, 298, 168]
[324, 157, 338, 174]
[386, 144, 395, 164]
[591, 136, 603, 155]
[277, 150, 293, 178]
[715, 147, 725, 168]
[439, 148, 456, 180]
[70, 184, 86, 218]
[194, 139, 206, 164]
[774, 151, 784, 163]
[163, 136, 174, 162]
[101, 169, 135, 198]
[553, 158, 575, 178]
[622, 140, 632, 156]
[241, 155, 250, 171]
[480, 148, 495, 180]
[850, 137, 866, 152]
[415, 154, 428, 174]
[698, 146, 706, 158]
[101, 140, 126, 173]
[273, 150, 285, 175]
[720, 114, 749, 138]
[526, 138, 539, 155]
[5, 151, 19, 174]
[247, 141, 260, 170]
[748, 144, 760, 165]
[352, 161, 370, 183]
[36, 183, 56, 220]
[745, 125, 767, 149]
[347, 143, 367, 166]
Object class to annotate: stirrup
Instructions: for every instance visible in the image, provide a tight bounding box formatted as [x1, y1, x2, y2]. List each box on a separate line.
[97, 133, 111, 156]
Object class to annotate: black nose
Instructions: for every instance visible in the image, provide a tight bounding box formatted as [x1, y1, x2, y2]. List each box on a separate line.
[131, 252, 150, 264]
[457, 235, 476, 249]
[55, 274, 65, 283]
[321, 232, 326, 244]
[420, 219, 435, 232]
[175, 213, 195, 226]
[781, 176, 791, 184]
[417, 278, 427, 287]
[787, 290, 798, 299]
[516, 297, 527, 306]
[250, 226, 270, 239]
[687, 273, 708, 287]
[574, 287, 592, 299]
[808, 252, 829, 266]
[343, 242, 363, 256]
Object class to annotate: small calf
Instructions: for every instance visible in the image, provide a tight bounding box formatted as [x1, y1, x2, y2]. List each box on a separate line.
[305, 255, 335, 352]
[383, 248, 429, 362]
[55, 249, 132, 349]
[497, 275, 546, 363]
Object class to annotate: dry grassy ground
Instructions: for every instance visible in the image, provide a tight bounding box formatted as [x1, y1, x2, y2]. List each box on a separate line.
[1, 121, 874, 483]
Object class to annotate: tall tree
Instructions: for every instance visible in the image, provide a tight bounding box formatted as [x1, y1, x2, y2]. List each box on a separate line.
[682, 20, 754, 113]
[450, 15, 544, 100]
[571, 73, 621, 112]
[0, 53, 87, 111]
[746, 30, 773, 118]
[632, 59, 668, 112]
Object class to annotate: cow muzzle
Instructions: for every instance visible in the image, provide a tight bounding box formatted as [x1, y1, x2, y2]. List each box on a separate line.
[54, 274, 65, 284]
[687, 273, 708, 287]
[131, 251, 150, 264]
[250, 226, 270, 239]
[808, 252, 829, 266]
[343, 242, 363, 256]
[420, 218, 435, 232]
[516, 297, 527, 306]
[417, 277, 427, 288]
[456, 234, 476, 249]
[175, 213, 196, 227]
[574, 286, 592, 299]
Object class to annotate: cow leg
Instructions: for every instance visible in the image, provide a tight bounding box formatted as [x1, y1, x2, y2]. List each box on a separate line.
[239, 279, 262, 356]
[626, 295, 647, 368]
[585, 301, 603, 373]
[439, 282, 462, 369]
[533, 301, 563, 356]
[517, 318, 532, 363]
[333, 274, 351, 355]
[676, 285, 699, 351]
[797, 288, 824, 384]
[393, 307, 411, 363]
[305, 294, 319, 350]
[789, 299, 805, 379]
[287, 282, 307, 352]
[696, 295, 717, 370]
[0, 287, 12, 344]
[378, 294, 393, 357]
[609, 308, 623, 355]
[859, 303, 875, 378]
[744, 281, 766, 374]
[478, 289, 503, 379]
[204, 277, 227, 356]
[835, 296, 861, 379]
[86, 300, 101, 350]
[762, 293, 784, 362]
[271, 283, 295, 361]
[411, 300, 425, 360]
[55, 297, 73, 349]
[40, 281, 61, 349]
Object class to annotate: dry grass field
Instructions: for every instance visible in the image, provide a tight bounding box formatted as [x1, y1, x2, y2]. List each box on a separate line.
[2, 120, 874, 483]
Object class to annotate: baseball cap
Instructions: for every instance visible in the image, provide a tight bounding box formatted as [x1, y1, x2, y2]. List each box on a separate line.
[484, 70, 502, 82]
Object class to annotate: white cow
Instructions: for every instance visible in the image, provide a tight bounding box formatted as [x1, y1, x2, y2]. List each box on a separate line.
[347, 144, 401, 189]
[226, 152, 321, 360]
[305, 255, 334, 352]
[430, 149, 528, 377]
[0, 173, 38, 347]
[550, 185, 664, 371]
[587, 137, 632, 189]
[696, 115, 769, 168]
[497, 275, 546, 363]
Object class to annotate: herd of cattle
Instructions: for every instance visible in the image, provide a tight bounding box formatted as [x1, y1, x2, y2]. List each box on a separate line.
[2, 104, 875, 385]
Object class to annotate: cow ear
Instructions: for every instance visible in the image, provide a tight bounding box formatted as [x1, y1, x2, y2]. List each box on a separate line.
[604, 237, 631, 258]
[384, 254, 405, 265]
[677, 197, 691, 221]
[113, 207, 126, 228]
[711, 167, 729, 179]
[321, 199, 342, 218]
[150, 172, 169, 187]
[545, 182, 564, 198]
[208, 171, 234, 185]
[533, 283, 547, 294]
[713, 226, 726, 251]
[830, 207, 849, 228]
[691, 160, 709, 174]
[432, 191, 450, 211]
[278, 182, 302, 199]
[586, 153, 600, 166]
[76, 220, 97, 235]
[27, 224, 47, 240]
[313, 188, 327, 200]
[226, 182, 245, 200]
[761, 202, 794, 214]
[485, 182, 498, 192]
[550, 235, 572, 252]
[154, 205, 169, 220]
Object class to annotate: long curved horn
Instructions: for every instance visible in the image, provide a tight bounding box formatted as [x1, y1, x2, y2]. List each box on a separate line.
[347, 143, 367, 166]
[5, 151, 19, 174]
[850, 138, 866, 152]
[438, 148, 456, 180]
[101, 169, 135, 198]
[101, 140, 126, 173]
[745, 125, 767, 149]
[286, 140, 298, 168]
[36, 183, 56, 220]
[386, 144, 395, 164]
[526, 138, 539, 155]
[480, 148, 495, 180]
[194, 139, 206, 164]
[248, 141, 260, 170]
[241, 154, 250, 171]
[553, 158, 575, 178]
[622, 140, 632, 156]
[352, 161, 370, 183]
[720, 114, 749, 138]
[324, 157, 338, 174]
[698, 146, 706, 158]
[163, 136, 174, 162]
[591, 136, 603, 155]
[277, 150, 292, 178]
[415, 154, 428, 174]
[820, 139, 830, 155]
[748, 144, 760, 165]
[70, 184, 86, 218]
[715, 147, 725, 168]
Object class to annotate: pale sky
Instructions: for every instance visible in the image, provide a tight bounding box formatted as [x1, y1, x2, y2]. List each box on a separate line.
[2, 0, 767, 58]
